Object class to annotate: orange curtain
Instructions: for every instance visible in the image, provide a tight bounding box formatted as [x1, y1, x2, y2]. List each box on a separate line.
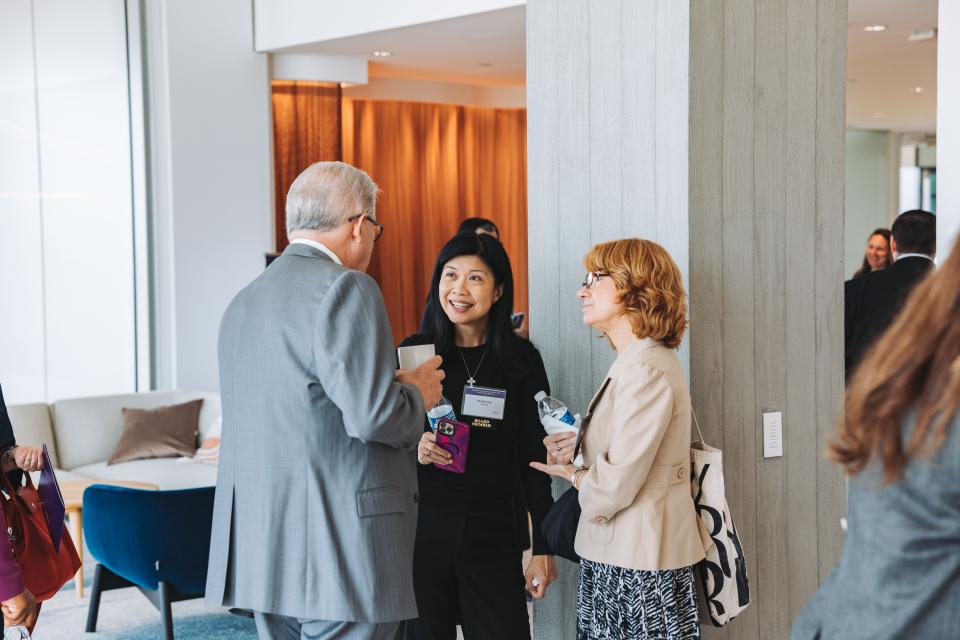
[271, 81, 342, 252]
[341, 99, 528, 344]
[271, 90, 528, 344]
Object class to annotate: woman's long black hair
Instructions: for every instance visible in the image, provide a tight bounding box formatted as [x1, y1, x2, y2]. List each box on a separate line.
[422, 233, 527, 378]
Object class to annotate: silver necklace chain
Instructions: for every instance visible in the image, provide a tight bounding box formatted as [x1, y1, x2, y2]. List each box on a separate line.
[457, 346, 487, 386]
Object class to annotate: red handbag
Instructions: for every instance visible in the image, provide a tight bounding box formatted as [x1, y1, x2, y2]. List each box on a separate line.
[1, 472, 81, 602]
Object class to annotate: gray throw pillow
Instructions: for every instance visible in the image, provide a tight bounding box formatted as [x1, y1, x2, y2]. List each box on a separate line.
[108, 399, 203, 465]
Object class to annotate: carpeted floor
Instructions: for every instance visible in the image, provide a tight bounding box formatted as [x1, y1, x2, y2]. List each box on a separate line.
[35, 581, 498, 639]
[32, 539, 518, 638]
[34, 580, 258, 639]
[30, 535, 258, 640]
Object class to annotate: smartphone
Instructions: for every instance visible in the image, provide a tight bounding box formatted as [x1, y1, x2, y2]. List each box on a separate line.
[511, 312, 525, 330]
[433, 418, 470, 474]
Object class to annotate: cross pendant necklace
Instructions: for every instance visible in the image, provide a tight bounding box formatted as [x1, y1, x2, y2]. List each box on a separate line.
[457, 346, 487, 386]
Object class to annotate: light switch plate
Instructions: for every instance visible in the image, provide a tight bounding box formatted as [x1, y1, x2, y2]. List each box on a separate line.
[763, 411, 783, 458]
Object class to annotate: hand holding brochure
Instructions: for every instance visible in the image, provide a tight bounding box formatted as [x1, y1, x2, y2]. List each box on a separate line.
[37, 444, 66, 552]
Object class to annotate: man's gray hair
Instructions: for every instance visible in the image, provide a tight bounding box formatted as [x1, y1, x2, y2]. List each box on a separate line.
[285, 161, 378, 235]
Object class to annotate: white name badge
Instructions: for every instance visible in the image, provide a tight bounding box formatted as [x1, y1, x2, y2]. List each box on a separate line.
[461, 386, 507, 420]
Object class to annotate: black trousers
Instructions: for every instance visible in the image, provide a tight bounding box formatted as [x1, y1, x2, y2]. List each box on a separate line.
[404, 509, 530, 640]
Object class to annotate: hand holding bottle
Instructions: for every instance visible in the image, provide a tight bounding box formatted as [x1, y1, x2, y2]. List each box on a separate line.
[534, 391, 580, 435]
[544, 432, 577, 464]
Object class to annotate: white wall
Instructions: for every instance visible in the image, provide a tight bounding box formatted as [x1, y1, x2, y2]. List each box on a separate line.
[0, 0, 138, 404]
[845, 130, 890, 278]
[938, 0, 960, 257]
[254, 0, 523, 52]
[0, 0, 46, 403]
[145, 0, 273, 392]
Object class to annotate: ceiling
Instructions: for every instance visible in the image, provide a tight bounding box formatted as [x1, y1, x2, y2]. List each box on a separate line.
[276, 6, 526, 88]
[277, 1, 937, 133]
[847, 0, 938, 133]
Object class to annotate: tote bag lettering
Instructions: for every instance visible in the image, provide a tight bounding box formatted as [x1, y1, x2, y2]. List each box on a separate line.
[690, 425, 750, 627]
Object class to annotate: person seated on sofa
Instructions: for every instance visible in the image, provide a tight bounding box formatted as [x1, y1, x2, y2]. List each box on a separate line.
[0, 383, 45, 631]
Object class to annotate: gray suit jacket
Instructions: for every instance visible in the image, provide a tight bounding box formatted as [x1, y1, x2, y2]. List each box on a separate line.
[790, 411, 960, 639]
[205, 243, 425, 623]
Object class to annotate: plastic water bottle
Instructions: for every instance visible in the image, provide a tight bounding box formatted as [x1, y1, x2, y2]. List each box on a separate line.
[534, 391, 576, 426]
[427, 396, 456, 432]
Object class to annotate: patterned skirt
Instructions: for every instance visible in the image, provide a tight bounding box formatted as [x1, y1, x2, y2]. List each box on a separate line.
[577, 559, 700, 640]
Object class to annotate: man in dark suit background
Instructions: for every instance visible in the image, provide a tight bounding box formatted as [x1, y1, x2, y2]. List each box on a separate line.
[845, 209, 936, 377]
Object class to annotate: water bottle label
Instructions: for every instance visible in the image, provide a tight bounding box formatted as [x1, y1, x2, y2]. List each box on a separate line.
[552, 409, 576, 426]
[428, 405, 456, 431]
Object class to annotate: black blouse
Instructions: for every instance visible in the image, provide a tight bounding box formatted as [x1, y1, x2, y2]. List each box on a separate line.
[398, 334, 554, 555]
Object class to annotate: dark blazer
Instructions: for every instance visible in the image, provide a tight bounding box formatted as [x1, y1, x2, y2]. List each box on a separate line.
[790, 412, 960, 640]
[844, 256, 933, 376]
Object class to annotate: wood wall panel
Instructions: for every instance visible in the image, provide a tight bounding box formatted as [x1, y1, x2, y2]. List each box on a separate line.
[689, 0, 848, 638]
[620, 0, 658, 242]
[717, 0, 760, 634]
[754, 0, 790, 634]
[529, 0, 847, 638]
[588, 0, 624, 387]
[814, 0, 848, 584]
[784, 0, 821, 620]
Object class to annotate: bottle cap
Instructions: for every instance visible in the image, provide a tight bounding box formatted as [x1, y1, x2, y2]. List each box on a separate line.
[534, 391, 546, 402]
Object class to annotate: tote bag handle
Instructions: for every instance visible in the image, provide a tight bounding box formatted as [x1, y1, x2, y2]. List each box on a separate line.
[691, 409, 708, 447]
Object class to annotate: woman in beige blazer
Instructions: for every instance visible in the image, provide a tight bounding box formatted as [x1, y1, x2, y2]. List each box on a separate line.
[532, 238, 705, 640]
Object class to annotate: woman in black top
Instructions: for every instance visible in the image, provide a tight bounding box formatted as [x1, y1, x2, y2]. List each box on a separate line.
[401, 233, 556, 640]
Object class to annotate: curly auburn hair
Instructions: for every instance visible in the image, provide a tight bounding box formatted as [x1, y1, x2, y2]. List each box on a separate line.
[830, 240, 960, 482]
[584, 238, 688, 349]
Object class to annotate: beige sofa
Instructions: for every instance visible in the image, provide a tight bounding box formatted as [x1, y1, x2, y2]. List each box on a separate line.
[7, 390, 220, 490]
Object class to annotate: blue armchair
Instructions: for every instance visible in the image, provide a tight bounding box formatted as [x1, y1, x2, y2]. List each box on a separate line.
[82, 485, 215, 640]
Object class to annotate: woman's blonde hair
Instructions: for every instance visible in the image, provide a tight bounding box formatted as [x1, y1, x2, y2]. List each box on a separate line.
[584, 238, 687, 349]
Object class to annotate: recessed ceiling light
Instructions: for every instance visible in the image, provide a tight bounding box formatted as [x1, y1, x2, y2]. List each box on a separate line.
[913, 86, 924, 93]
[372, 51, 393, 58]
[864, 25, 887, 32]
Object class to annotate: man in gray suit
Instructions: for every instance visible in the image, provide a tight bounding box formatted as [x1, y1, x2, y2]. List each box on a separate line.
[206, 161, 444, 640]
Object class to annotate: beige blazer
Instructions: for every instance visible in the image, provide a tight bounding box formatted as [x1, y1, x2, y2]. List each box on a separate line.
[575, 337, 706, 571]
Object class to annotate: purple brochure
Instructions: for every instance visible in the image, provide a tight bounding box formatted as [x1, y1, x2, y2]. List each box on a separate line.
[37, 444, 66, 552]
